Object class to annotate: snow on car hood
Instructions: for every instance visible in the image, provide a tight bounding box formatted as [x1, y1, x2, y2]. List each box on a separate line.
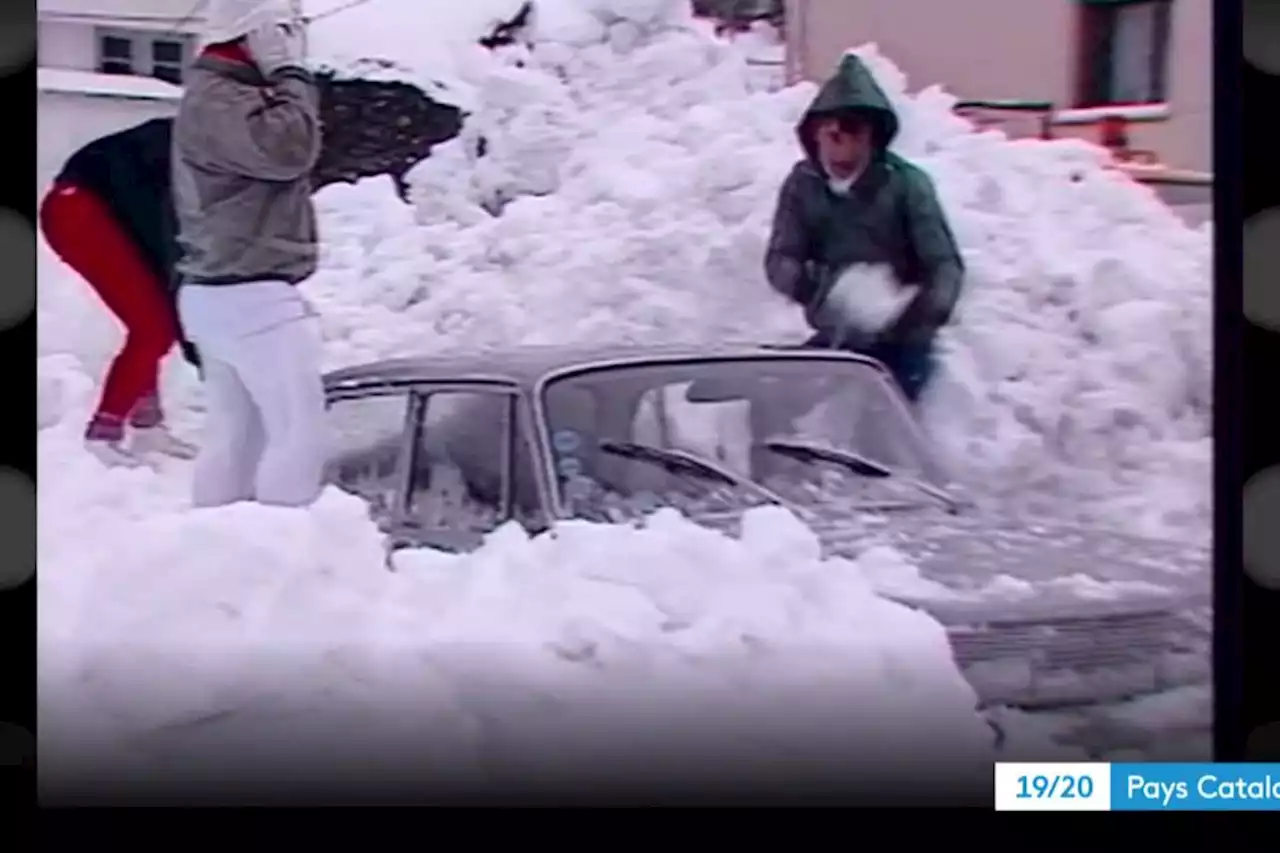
[685, 500, 1209, 618]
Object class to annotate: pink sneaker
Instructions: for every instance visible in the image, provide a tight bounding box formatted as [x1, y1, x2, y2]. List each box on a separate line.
[130, 426, 198, 460]
[85, 414, 141, 467]
[85, 438, 143, 468]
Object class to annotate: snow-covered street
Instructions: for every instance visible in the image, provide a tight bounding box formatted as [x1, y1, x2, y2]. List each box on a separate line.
[36, 0, 1213, 794]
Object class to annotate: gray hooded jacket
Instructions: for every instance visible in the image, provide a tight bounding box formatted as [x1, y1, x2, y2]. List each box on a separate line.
[172, 53, 322, 286]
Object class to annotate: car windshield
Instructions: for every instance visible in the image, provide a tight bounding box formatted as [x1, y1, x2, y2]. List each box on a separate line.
[538, 355, 949, 523]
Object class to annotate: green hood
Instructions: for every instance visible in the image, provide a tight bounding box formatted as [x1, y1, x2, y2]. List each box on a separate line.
[797, 54, 900, 164]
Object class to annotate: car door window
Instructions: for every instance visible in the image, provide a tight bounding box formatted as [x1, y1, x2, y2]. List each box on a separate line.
[404, 390, 542, 538]
[324, 390, 413, 520]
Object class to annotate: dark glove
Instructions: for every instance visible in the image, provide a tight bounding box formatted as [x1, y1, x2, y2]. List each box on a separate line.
[179, 338, 202, 371]
[796, 260, 824, 307]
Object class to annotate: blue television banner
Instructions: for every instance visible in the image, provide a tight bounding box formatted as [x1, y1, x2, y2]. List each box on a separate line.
[995, 763, 1280, 810]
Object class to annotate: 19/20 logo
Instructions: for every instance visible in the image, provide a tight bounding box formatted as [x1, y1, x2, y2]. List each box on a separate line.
[1016, 773, 1095, 799]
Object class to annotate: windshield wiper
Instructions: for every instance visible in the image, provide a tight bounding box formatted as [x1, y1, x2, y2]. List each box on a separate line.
[597, 440, 802, 514]
[761, 438, 964, 513]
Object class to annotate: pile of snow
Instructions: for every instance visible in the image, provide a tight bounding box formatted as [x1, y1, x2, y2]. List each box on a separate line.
[302, 0, 1212, 539]
[39, 478, 996, 787]
[858, 544, 1179, 605]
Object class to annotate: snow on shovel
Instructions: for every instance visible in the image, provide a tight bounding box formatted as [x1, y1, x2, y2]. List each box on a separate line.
[311, 72, 464, 198]
[306, 1, 536, 195]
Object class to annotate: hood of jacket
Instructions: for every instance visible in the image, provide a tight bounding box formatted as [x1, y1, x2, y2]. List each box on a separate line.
[796, 54, 900, 167]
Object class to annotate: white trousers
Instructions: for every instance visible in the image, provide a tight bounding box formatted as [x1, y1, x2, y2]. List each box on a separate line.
[178, 281, 327, 508]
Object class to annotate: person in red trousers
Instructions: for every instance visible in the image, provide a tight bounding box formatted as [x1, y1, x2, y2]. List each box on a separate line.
[40, 118, 199, 466]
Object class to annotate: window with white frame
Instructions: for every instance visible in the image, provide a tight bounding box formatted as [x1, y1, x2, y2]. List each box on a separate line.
[1076, 0, 1174, 107]
[95, 28, 194, 85]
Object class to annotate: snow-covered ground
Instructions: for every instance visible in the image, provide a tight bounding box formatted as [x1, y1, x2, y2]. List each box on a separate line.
[37, 0, 1213, 791]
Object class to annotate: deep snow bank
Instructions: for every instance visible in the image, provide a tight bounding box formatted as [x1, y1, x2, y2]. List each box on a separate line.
[302, 0, 1210, 539]
[39, 473, 998, 791]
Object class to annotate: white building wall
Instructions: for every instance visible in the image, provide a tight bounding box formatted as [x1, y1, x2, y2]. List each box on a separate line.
[37, 92, 179, 196]
[37, 20, 97, 70]
[785, 0, 1212, 172]
[37, 3, 200, 194]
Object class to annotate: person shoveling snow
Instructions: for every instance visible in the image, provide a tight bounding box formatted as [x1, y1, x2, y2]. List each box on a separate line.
[38, 0, 461, 468]
[173, 0, 329, 509]
[39, 120, 201, 467]
[764, 54, 965, 402]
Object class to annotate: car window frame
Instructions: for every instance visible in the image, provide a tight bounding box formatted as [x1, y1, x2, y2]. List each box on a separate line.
[325, 379, 555, 550]
[530, 352, 952, 519]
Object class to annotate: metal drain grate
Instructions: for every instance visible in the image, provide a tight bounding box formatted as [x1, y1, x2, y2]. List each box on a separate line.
[948, 608, 1210, 708]
[951, 611, 1191, 669]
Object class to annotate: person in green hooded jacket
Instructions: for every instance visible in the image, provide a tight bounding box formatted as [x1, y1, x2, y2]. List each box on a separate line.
[764, 54, 965, 402]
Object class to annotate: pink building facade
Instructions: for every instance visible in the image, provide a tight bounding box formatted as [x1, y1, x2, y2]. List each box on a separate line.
[783, 0, 1211, 172]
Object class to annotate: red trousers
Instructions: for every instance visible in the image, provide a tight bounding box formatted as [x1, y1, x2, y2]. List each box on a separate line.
[39, 180, 177, 424]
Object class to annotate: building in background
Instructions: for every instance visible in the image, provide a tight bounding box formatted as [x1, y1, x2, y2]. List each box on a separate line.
[37, 0, 206, 192]
[784, 0, 1210, 172]
[39, 0, 202, 82]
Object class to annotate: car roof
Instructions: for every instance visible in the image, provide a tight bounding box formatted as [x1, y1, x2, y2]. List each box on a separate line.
[322, 340, 885, 390]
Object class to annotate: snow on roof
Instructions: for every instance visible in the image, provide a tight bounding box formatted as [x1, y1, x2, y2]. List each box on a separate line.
[38, 0, 194, 18]
[37, 67, 182, 101]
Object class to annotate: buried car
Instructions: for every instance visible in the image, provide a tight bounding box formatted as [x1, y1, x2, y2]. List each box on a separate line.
[321, 342, 1210, 710]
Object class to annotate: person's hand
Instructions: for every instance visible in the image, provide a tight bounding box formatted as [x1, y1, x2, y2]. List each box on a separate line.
[179, 339, 202, 370]
[245, 17, 307, 79]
